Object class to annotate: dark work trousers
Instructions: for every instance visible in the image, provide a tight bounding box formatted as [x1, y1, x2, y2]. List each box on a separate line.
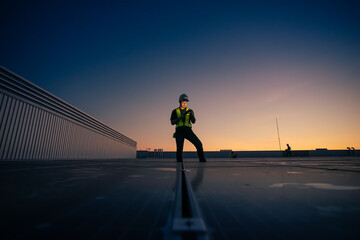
[175, 127, 205, 162]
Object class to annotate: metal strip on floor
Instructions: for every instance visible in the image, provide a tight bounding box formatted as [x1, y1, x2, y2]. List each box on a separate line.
[164, 162, 209, 240]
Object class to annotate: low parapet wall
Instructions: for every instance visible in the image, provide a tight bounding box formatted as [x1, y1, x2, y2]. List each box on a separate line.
[137, 150, 359, 158]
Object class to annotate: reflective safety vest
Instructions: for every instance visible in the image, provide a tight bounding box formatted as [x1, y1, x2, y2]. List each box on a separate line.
[176, 107, 192, 128]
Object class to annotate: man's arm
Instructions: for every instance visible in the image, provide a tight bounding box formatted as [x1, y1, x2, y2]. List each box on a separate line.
[170, 110, 180, 125]
[189, 109, 196, 124]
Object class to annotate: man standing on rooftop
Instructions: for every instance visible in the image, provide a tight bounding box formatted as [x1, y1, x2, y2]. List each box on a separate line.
[170, 94, 206, 162]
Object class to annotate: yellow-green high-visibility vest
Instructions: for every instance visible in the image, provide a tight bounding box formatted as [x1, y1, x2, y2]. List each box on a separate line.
[176, 107, 192, 128]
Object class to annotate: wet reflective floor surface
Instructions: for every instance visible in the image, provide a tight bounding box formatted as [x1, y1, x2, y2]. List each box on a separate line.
[1, 157, 360, 239]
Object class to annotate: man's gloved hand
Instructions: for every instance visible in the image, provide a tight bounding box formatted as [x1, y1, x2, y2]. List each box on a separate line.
[187, 109, 194, 116]
[180, 109, 194, 121]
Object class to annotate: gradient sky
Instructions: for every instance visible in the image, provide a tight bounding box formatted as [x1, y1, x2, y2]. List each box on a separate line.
[1, 0, 359, 151]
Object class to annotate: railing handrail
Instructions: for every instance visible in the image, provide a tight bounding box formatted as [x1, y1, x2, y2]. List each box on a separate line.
[0, 66, 136, 148]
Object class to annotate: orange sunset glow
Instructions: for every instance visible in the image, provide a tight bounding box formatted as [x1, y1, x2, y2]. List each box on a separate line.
[105, 63, 360, 151]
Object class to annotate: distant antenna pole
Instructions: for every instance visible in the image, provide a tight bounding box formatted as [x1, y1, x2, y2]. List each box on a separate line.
[276, 118, 281, 151]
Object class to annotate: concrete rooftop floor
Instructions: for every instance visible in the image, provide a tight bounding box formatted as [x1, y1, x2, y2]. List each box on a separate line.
[1, 157, 360, 239]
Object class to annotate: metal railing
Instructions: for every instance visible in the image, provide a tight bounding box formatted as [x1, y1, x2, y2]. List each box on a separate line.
[0, 66, 136, 160]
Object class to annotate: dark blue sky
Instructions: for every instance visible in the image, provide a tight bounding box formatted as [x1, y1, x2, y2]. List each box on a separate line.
[1, 0, 359, 150]
[2, 1, 359, 86]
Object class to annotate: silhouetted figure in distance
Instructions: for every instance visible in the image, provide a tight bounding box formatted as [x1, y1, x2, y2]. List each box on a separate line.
[230, 151, 237, 158]
[347, 147, 352, 156]
[285, 144, 292, 157]
[348, 147, 356, 156]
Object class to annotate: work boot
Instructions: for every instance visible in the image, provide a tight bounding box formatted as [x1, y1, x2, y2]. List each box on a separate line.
[177, 160, 183, 162]
[199, 159, 206, 162]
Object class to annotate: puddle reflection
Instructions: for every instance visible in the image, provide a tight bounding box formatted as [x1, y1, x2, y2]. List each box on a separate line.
[305, 183, 360, 190]
[191, 167, 205, 192]
[270, 182, 360, 190]
[128, 175, 143, 178]
[153, 168, 177, 172]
